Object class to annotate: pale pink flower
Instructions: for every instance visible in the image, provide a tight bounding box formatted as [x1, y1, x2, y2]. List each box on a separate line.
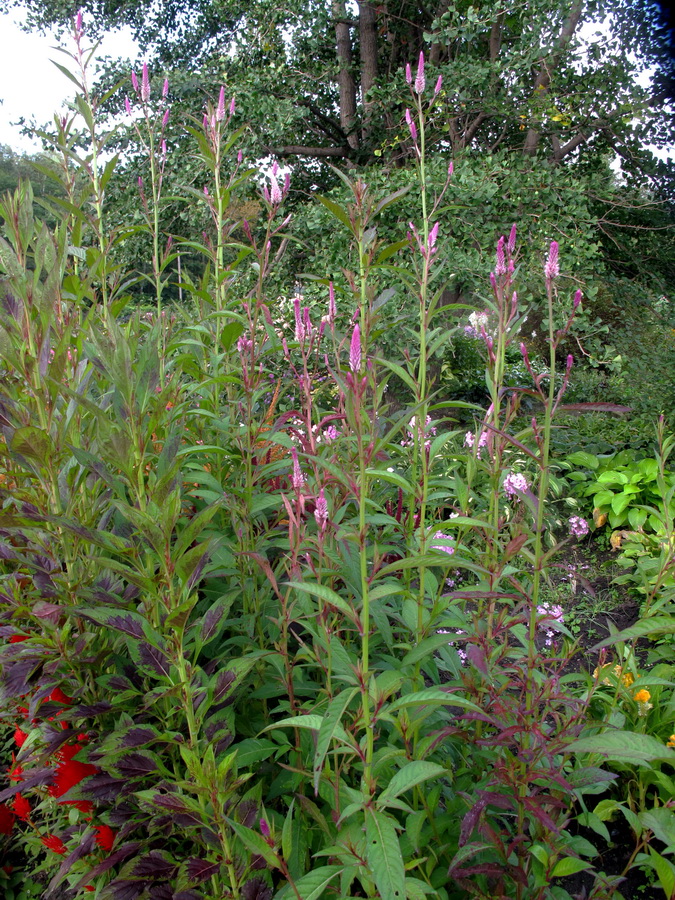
[291, 447, 305, 491]
[434, 75, 442, 95]
[216, 86, 226, 121]
[569, 516, 589, 537]
[431, 531, 455, 555]
[414, 51, 425, 94]
[314, 489, 328, 531]
[507, 223, 517, 255]
[405, 62, 412, 84]
[503, 472, 529, 497]
[545, 240, 559, 281]
[141, 63, 150, 103]
[162, 78, 169, 98]
[495, 235, 506, 276]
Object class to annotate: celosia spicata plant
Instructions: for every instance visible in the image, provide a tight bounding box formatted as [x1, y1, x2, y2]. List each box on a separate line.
[1, 20, 673, 900]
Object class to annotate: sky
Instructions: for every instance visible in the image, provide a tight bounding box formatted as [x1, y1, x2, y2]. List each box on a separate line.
[0, 10, 139, 152]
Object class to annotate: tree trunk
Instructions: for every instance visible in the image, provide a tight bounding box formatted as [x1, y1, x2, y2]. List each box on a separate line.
[357, 0, 379, 140]
[523, 0, 584, 156]
[333, 0, 359, 150]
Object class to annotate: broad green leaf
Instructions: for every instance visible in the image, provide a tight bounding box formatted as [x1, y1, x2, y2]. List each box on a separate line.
[567, 731, 675, 763]
[551, 857, 593, 877]
[388, 687, 481, 713]
[226, 819, 279, 868]
[647, 847, 675, 899]
[313, 688, 358, 792]
[592, 616, 675, 650]
[285, 581, 357, 620]
[365, 809, 405, 900]
[566, 451, 599, 469]
[274, 865, 342, 900]
[640, 807, 675, 849]
[377, 761, 446, 806]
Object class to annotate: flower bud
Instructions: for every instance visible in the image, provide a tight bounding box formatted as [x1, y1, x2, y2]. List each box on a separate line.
[405, 62, 412, 84]
[124, 96, 132, 116]
[141, 63, 150, 103]
[573, 289, 582, 308]
[349, 324, 361, 373]
[545, 240, 559, 281]
[434, 75, 442, 95]
[414, 51, 425, 94]
[216, 86, 226, 121]
[162, 78, 169, 98]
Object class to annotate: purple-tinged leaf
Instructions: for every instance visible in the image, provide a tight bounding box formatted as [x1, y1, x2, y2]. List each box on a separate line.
[109, 880, 146, 900]
[200, 602, 225, 644]
[120, 726, 157, 749]
[522, 797, 561, 833]
[81, 773, 129, 801]
[187, 858, 220, 883]
[241, 877, 273, 900]
[139, 642, 171, 677]
[74, 842, 143, 891]
[174, 892, 202, 900]
[116, 751, 159, 779]
[132, 851, 177, 879]
[212, 670, 236, 705]
[45, 828, 96, 897]
[148, 887, 173, 900]
[0, 768, 54, 802]
[1, 656, 42, 698]
[466, 644, 488, 676]
[72, 701, 113, 717]
[566, 767, 617, 789]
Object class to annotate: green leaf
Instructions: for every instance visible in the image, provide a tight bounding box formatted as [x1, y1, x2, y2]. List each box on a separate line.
[313, 688, 358, 792]
[226, 819, 280, 869]
[567, 452, 599, 469]
[567, 731, 675, 763]
[551, 857, 593, 877]
[647, 847, 675, 899]
[592, 616, 675, 650]
[365, 809, 405, 900]
[315, 195, 352, 231]
[275, 865, 342, 900]
[377, 761, 446, 807]
[640, 807, 675, 849]
[285, 581, 357, 621]
[388, 687, 481, 713]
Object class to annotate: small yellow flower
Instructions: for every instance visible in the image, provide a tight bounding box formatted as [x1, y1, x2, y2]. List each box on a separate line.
[667, 735, 675, 748]
[634, 689, 651, 703]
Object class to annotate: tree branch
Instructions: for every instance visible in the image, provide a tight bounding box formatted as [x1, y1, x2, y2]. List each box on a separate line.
[264, 145, 351, 158]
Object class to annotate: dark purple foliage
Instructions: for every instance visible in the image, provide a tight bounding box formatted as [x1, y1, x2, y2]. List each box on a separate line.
[241, 877, 273, 900]
[186, 858, 220, 883]
[139, 642, 171, 677]
[132, 851, 177, 879]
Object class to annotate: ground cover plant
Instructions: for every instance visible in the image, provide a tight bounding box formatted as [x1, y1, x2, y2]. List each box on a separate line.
[1, 18, 675, 900]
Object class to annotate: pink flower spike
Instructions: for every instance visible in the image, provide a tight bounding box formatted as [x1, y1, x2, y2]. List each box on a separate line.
[290, 447, 305, 491]
[428, 222, 439, 249]
[162, 108, 170, 128]
[203, 113, 209, 129]
[124, 96, 132, 116]
[161, 139, 167, 157]
[75, 8, 83, 33]
[237, 149, 243, 163]
[138, 176, 143, 189]
[162, 78, 169, 98]
[405, 108, 412, 126]
[566, 354, 574, 373]
[495, 236, 506, 275]
[434, 75, 442, 96]
[508, 224, 517, 255]
[314, 489, 328, 531]
[284, 171, 290, 194]
[216, 86, 226, 121]
[409, 120, 417, 142]
[272, 160, 279, 177]
[260, 819, 270, 839]
[349, 323, 361, 373]
[141, 63, 150, 103]
[203, 185, 209, 196]
[229, 96, 236, 115]
[574, 289, 582, 308]
[448, 160, 454, 177]
[415, 51, 425, 94]
[405, 62, 412, 84]
[545, 240, 559, 281]
[131, 70, 139, 94]
[270, 173, 282, 205]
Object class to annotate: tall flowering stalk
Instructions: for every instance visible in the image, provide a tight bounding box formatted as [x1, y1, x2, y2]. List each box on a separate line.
[126, 65, 172, 329]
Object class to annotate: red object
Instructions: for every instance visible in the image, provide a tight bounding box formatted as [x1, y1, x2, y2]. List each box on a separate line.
[9, 634, 29, 643]
[49, 688, 73, 705]
[0, 804, 15, 835]
[14, 727, 27, 747]
[8, 756, 24, 781]
[41, 834, 67, 855]
[48, 746, 97, 811]
[94, 824, 116, 852]
[13, 793, 30, 820]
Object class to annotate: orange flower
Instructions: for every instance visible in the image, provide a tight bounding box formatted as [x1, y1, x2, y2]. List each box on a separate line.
[634, 689, 651, 703]
[41, 834, 67, 855]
